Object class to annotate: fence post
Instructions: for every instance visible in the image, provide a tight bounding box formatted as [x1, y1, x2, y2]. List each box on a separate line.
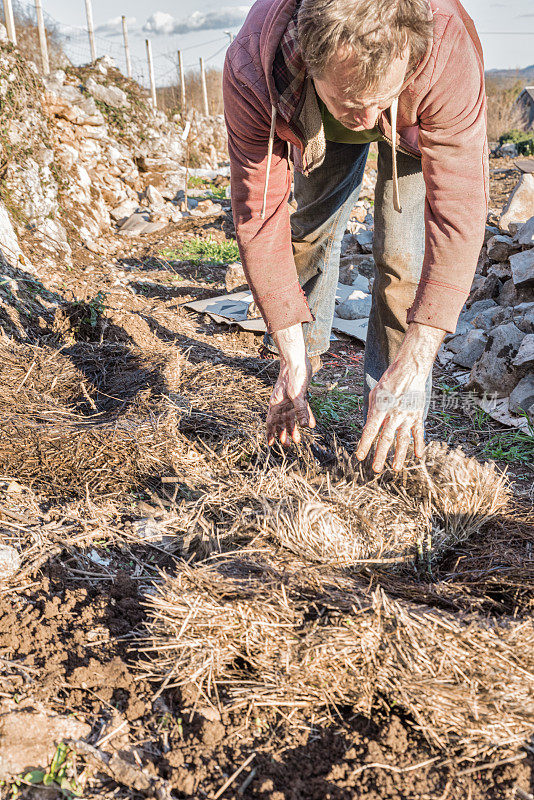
[146, 39, 157, 108]
[177, 50, 186, 111]
[35, 0, 49, 75]
[3, 0, 17, 45]
[199, 57, 209, 116]
[121, 15, 132, 79]
[84, 0, 96, 62]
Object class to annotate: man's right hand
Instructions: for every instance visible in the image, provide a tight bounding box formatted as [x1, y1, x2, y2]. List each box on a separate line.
[266, 324, 316, 446]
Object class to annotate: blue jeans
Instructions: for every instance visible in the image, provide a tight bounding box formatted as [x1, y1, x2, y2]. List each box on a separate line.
[264, 139, 431, 420]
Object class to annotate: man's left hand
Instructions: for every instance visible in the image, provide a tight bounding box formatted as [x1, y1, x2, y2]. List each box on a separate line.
[355, 322, 446, 472]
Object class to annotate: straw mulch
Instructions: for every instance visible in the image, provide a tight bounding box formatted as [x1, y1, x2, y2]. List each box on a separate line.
[255, 442, 510, 568]
[0, 340, 207, 498]
[142, 551, 534, 753]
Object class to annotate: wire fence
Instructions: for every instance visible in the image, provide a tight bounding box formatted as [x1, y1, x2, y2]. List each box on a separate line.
[1, 0, 231, 111]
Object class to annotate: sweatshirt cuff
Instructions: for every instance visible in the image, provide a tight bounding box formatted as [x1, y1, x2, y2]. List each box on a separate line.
[256, 279, 314, 333]
[407, 280, 469, 334]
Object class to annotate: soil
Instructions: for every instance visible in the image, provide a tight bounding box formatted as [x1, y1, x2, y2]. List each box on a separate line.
[0, 168, 532, 800]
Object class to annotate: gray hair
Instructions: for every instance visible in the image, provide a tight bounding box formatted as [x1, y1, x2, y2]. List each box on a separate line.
[298, 0, 434, 93]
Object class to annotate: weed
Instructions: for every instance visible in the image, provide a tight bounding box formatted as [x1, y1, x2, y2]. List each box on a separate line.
[482, 427, 534, 464]
[8, 743, 82, 798]
[187, 176, 207, 189]
[309, 385, 362, 429]
[208, 184, 228, 200]
[160, 237, 239, 265]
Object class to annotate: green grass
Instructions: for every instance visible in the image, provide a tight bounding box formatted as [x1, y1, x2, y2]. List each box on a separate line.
[208, 184, 228, 200]
[481, 426, 534, 464]
[187, 175, 207, 189]
[160, 237, 239, 265]
[309, 385, 362, 429]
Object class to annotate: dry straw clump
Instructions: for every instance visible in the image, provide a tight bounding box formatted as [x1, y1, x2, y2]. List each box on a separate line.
[259, 443, 509, 568]
[0, 340, 209, 498]
[142, 553, 534, 753]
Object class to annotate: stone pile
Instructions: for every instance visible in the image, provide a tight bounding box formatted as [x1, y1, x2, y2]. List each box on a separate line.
[442, 214, 534, 423]
[0, 41, 228, 265]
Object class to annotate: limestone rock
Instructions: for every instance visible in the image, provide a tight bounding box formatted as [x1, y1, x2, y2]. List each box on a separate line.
[336, 291, 372, 320]
[498, 278, 518, 307]
[486, 234, 514, 262]
[514, 302, 534, 334]
[225, 262, 247, 292]
[500, 174, 534, 232]
[487, 262, 512, 281]
[144, 184, 165, 210]
[0, 546, 20, 581]
[471, 305, 512, 331]
[509, 249, 534, 289]
[0, 706, 91, 779]
[513, 334, 534, 368]
[469, 322, 524, 397]
[517, 215, 534, 247]
[451, 329, 488, 368]
[469, 273, 501, 304]
[85, 76, 128, 109]
[118, 210, 154, 235]
[509, 374, 534, 418]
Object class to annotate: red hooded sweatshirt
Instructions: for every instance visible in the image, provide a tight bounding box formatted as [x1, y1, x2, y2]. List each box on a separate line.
[223, 0, 488, 334]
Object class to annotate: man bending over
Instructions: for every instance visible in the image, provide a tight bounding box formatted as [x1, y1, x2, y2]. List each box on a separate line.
[223, 0, 488, 471]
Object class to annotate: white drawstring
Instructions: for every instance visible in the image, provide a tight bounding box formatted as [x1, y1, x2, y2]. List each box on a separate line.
[390, 97, 402, 214]
[260, 105, 277, 220]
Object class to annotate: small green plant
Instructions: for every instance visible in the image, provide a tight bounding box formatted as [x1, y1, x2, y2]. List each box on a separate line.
[10, 743, 82, 798]
[187, 175, 207, 189]
[499, 129, 534, 156]
[309, 385, 362, 429]
[160, 237, 239, 265]
[482, 427, 534, 464]
[208, 184, 228, 200]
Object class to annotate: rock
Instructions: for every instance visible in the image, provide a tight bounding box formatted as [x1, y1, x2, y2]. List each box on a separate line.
[118, 210, 152, 235]
[339, 254, 375, 285]
[500, 174, 534, 232]
[487, 262, 512, 281]
[515, 302, 534, 334]
[499, 141, 518, 158]
[0, 546, 20, 581]
[509, 374, 534, 418]
[469, 273, 501, 304]
[463, 299, 497, 322]
[509, 249, 534, 289]
[144, 184, 165, 210]
[486, 234, 514, 262]
[472, 305, 512, 331]
[469, 322, 524, 397]
[513, 334, 534, 368]
[336, 291, 372, 320]
[0, 706, 91, 779]
[355, 229, 373, 253]
[0, 201, 26, 269]
[225, 262, 247, 292]
[517, 215, 534, 247]
[484, 224, 500, 243]
[451, 329, 488, 368]
[110, 199, 139, 222]
[498, 278, 518, 307]
[190, 200, 223, 218]
[85, 76, 128, 109]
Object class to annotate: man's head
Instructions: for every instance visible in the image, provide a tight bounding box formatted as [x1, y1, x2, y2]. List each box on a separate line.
[298, 0, 433, 130]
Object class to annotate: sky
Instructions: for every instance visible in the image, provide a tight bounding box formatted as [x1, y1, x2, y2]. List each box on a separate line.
[38, 0, 534, 86]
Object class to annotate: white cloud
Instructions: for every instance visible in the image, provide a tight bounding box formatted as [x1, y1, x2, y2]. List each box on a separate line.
[143, 6, 250, 36]
[95, 15, 137, 35]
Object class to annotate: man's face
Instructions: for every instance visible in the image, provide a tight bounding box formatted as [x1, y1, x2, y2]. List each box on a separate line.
[313, 50, 410, 131]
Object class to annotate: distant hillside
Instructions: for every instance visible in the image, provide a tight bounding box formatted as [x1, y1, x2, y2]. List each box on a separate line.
[486, 64, 534, 84]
